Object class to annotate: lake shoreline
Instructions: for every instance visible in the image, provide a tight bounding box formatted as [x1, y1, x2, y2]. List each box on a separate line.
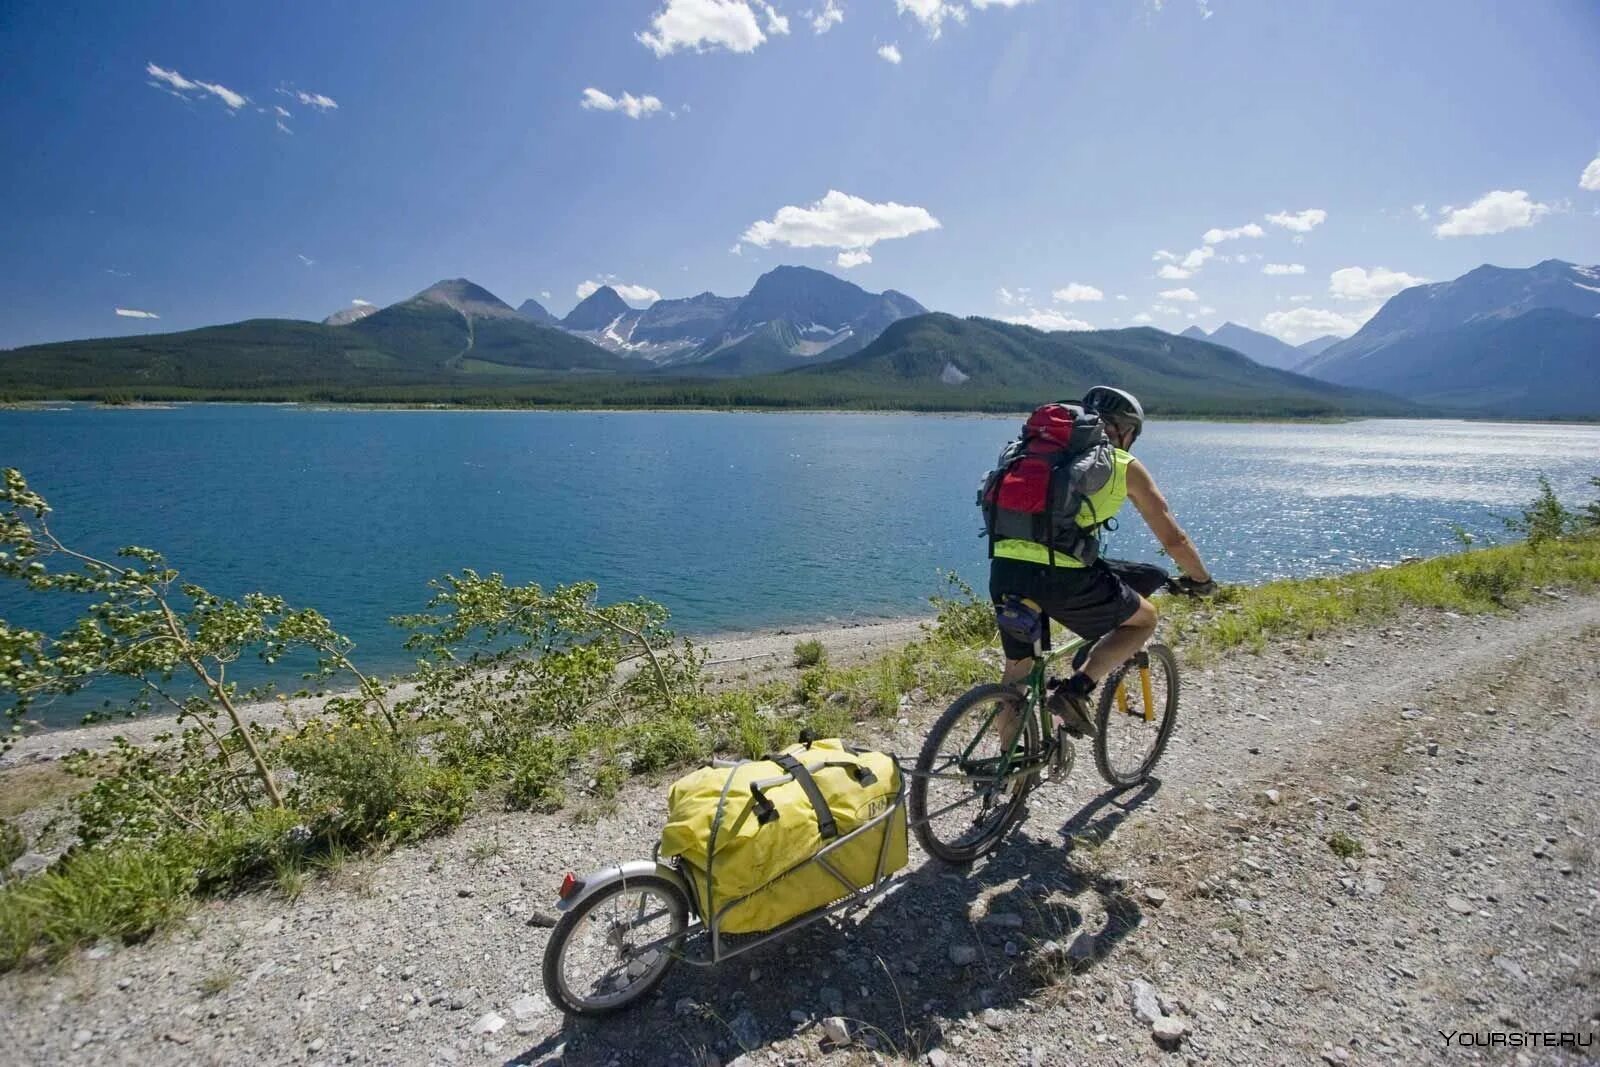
[10, 398, 1600, 425]
[0, 614, 934, 766]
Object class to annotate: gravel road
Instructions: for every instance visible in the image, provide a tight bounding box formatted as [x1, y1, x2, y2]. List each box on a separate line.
[2, 596, 1596, 1067]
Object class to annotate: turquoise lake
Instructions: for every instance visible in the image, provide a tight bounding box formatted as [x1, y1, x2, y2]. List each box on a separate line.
[3, 406, 1599, 723]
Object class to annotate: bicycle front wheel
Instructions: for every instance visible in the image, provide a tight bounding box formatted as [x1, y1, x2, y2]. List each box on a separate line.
[910, 683, 1040, 864]
[1093, 643, 1179, 787]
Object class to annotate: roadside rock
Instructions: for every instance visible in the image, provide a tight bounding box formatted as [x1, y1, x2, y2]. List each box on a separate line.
[1152, 1015, 1189, 1048]
[1129, 979, 1164, 1025]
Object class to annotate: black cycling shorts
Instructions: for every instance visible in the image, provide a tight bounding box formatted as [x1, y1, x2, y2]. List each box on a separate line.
[988, 556, 1159, 661]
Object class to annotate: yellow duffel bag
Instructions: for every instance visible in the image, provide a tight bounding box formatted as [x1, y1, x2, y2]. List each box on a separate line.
[659, 738, 907, 935]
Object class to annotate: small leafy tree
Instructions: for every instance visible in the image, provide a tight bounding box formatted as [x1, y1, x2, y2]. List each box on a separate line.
[394, 570, 705, 774]
[0, 469, 390, 823]
[1584, 476, 1600, 532]
[1504, 475, 1576, 547]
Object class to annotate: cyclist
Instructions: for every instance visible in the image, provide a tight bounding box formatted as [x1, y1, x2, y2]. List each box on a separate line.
[991, 386, 1215, 738]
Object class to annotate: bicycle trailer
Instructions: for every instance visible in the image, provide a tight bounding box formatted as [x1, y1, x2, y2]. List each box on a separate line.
[658, 738, 907, 934]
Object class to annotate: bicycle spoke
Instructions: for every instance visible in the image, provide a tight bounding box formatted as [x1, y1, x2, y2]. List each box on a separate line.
[912, 686, 1037, 862]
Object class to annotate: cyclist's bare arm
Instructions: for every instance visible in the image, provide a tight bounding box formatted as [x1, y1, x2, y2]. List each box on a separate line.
[1126, 459, 1212, 583]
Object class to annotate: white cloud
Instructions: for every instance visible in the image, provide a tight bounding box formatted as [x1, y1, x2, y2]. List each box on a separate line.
[1052, 283, 1103, 303]
[1259, 305, 1377, 342]
[1004, 308, 1094, 332]
[836, 249, 872, 268]
[639, 0, 775, 56]
[1433, 189, 1553, 237]
[897, 0, 966, 37]
[352, 299, 374, 307]
[1289, 294, 1312, 303]
[762, 1, 791, 34]
[275, 119, 292, 135]
[1152, 250, 1178, 263]
[878, 43, 903, 63]
[115, 307, 160, 319]
[1328, 266, 1427, 301]
[146, 62, 248, 109]
[541, 290, 552, 300]
[1262, 263, 1305, 276]
[739, 189, 941, 256]
[580, 88, 665, 119]
[274, 105, 291, 118]
[145, 63, 198, 92]
[810, 0, 844, 32]
[1264, 208, 1326, 233]
[996, 286, 1029, 307]
[1131, 312, 1154, 324]
[1411, 203, 1430, 221]
[1582, 154, 1600, 192]
[576, 279, 662, 304]
[1157, 264, 1191, 280]
[1198, 305, 1216, 315]
[1181, 246, 1214, 270]
[973, 0, 1035, 6]
[1152, 305, 1184, 317]
[1202, 222, 1264, 244]
[1158, 287, 1198, 302]
[297, 254, 315, 267]
[291, 90, 338, 111]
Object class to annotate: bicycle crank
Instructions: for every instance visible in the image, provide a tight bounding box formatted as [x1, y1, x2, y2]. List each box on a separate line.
[1050, 728, 1076, 779]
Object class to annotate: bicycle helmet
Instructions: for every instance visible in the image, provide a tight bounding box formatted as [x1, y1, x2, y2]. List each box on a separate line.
[1082, 385, 1144, 444]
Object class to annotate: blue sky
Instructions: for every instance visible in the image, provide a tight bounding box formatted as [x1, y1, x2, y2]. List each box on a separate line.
[2, 0, 1598, 349]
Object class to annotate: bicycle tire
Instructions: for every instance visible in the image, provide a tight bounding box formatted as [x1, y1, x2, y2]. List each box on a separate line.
[542, 873, 688, 1017]
[1092, 643, 1180, 787]
[910, 683, 1039, 865]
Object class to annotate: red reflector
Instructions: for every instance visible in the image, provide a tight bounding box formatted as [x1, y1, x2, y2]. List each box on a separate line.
[558, 872, 582, 900]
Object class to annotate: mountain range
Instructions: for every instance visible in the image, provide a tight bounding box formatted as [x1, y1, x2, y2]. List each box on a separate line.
[1294, 259, 1600, 416]
[549, 266, 925, 375]
[2, 259, 1594, 417]
[1179, 322, 1309, 371]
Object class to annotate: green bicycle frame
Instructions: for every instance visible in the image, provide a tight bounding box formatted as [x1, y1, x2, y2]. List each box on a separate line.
[957, 630, 1092, 786]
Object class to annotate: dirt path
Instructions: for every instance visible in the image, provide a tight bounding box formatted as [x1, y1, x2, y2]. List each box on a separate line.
[2, 597, 1597, 1067]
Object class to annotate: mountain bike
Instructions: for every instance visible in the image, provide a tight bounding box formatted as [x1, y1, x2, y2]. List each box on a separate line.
[908, 562, 1191, 864]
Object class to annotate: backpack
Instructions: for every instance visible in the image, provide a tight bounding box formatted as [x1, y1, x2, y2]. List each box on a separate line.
[977, 403, 1116, 567]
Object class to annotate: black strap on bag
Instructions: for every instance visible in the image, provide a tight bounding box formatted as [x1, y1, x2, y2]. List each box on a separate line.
[750, 754, 838, 840]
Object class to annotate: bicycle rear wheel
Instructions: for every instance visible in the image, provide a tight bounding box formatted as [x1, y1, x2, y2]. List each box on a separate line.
[910, 683, 1040, 864]
[1092, 643, 1179, 787]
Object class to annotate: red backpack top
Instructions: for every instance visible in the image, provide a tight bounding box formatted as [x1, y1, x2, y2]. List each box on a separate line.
[977, 403, 1115, 566]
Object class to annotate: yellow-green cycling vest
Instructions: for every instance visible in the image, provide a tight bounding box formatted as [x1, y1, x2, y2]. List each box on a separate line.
[992, 448, 1133, 568]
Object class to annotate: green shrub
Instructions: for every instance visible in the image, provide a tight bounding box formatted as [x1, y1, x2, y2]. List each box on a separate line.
[792, 639, 826, 668]
[505, 737, 573, 812]
[626, 716, 709, 774]
[931, 572, 995, 645]
[796, 665, 831, 706]
[1452, 555, 1520, 605]
[1505, 475, 1576, 546]
[280, 720, 470, 844]
[1327, 831, 1363, 859]
[0, 819, 23, 875]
